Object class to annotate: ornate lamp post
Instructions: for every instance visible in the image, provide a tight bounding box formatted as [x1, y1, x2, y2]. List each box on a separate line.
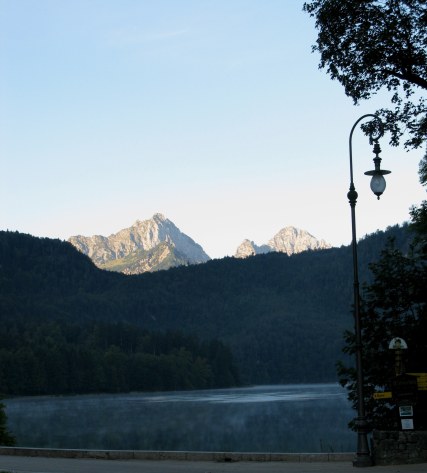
[347, 114, 391, 467]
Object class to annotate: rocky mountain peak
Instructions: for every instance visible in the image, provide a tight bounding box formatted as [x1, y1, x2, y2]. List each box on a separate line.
[152, 212, 166, 222]
[268, 226, 331, 256]
[235, 226, 331, 258]
[235, 239, 271, 259]
[235, 240, 257, 258]
[68, 214, 210, 273]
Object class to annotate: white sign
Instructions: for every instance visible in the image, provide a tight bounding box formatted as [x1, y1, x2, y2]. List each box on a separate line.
[389, 337, 408, 350]
[399, 405, 413, 417]
[401, 418, 414, 430]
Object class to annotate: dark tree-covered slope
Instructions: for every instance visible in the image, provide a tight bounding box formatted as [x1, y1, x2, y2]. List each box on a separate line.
[0, 225, 412, 387]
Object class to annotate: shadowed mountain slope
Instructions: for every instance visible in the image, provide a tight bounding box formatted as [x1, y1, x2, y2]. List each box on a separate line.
[0, 224, 412, 385]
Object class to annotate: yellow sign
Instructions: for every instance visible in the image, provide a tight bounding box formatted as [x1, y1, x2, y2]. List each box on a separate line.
[373, 392, 392, 400]
[407, 373, 427, 391]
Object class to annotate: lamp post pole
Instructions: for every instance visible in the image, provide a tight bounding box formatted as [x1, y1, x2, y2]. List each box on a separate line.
[347, 114, 390, 468]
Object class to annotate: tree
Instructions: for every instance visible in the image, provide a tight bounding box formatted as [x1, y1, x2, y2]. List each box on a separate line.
[337, 147, 427, 431]
[0, 402, 15, 446]
[410, 150, 427, 255]
[338, 238, 427, 430]
[303, 0, 427, 149]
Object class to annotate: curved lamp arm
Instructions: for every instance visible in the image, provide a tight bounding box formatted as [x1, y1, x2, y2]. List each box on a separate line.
[348, 115, 390, 201]
[348, 114, 384, 186]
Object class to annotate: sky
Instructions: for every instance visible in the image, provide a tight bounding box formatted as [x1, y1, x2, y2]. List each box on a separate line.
[0, 1, 425, 259]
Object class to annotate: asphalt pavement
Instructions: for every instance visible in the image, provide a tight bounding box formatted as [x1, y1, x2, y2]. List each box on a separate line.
[1, 455, 427, 473]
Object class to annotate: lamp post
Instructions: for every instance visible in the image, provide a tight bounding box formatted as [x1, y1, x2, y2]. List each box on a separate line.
[347, 114, 391, 467]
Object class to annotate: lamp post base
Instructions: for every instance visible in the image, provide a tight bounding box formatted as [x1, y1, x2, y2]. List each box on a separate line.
[353, 418, 373, 467]
[353, 454, 373, 467]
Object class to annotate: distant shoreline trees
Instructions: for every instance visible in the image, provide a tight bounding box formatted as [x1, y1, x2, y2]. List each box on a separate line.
[0, 321, 239, 396]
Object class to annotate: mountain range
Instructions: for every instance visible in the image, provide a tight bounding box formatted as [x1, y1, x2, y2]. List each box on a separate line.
[69, 214, 331, 274]
[235, 227, 331, 258]
[68, 213, 209, 274]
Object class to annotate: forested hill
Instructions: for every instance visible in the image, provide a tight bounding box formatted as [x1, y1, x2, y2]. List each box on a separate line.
[0, 224, 412, 391]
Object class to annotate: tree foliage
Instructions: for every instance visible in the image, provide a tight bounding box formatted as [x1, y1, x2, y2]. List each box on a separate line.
[338, 162, 427, 431]
[0, 321, 239, 396]
[0, 402, 15, 446]
[337, 241, 427, 430]
[304, 0, 427, 149]
[419, 150, 427, 186]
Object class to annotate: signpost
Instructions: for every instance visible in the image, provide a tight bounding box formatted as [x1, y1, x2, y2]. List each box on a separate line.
[373, 392, 392, 400]
[372, 339, 427, 430]
[389, 337, 408, 376]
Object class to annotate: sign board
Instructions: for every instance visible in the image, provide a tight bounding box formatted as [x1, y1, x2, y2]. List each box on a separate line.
[392, 374, 418, 401]
[401, 418, 414, 430]
[407, 373, 427, 391]
[373, 391, 392, 400]
[399, 405, 413, 417]
[389, 337, 408, 350]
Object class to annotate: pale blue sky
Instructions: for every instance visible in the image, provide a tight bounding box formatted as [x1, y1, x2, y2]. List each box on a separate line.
[1, 1, 425, 258]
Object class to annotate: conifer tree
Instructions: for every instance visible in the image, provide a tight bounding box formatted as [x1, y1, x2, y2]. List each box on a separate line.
[0, 402, 15, 446]
[338, 152, 427, 430]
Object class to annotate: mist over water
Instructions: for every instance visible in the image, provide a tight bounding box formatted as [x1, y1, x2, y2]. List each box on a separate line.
[5, 384, 355, 453]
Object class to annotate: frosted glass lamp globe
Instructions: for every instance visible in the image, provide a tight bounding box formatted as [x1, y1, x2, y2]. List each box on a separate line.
[370, 174, 386, 199]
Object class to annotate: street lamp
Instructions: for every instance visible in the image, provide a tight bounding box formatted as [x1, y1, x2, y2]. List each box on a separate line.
[347, 114, 391, 468]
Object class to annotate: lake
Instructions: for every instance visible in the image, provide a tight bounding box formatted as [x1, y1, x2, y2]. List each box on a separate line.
[4, 384, 355, 453]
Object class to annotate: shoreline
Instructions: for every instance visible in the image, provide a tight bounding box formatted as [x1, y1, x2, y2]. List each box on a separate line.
[0, 446, 353, 462]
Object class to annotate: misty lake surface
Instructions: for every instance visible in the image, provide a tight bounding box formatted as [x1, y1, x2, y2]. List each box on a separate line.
[5, 384, 355, 453]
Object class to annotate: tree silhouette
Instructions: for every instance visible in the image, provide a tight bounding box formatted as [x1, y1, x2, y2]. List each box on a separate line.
[304, 0, 427, 149]
[0, 402, 15, 446]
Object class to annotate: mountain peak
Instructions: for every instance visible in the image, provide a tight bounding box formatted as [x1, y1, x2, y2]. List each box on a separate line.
[268, 226, 331, 256]
[133, 213, 166, 227]
[68, 214, 210, 274]
[235, 239, 271, 259]
[235, 226, 331, 258]
[152, 212, 167, 222]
